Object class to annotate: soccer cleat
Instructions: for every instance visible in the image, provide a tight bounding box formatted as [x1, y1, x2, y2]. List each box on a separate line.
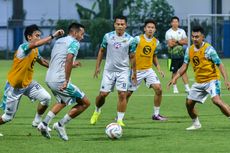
[152, 114, 167, 121]
[90, 111, 101, 125]
[186, 124, 202, 130]
[173, 87, 179, 93]
[117, 120, 126, 127]
[53, 122, 68, 141]
[32, 120, 52, 131]
[37, 122, 51, 139]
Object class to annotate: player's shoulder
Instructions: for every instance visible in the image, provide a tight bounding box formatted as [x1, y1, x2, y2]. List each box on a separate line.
[166, 28, 173, 33]
[177, 28, 186, 33]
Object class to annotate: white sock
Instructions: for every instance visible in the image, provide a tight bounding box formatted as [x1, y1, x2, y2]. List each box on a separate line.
[59, 114, 72, 126]
[185, 84, 190, 90]
[154, 106, 160, 116]
[173, 84, 178, 89]
[117, 112, 125, 121]
[34, 113, 42, 123]
[43, 111, 56, 125]
[95, 106, 101, 113]
[192, 117, 200, 125]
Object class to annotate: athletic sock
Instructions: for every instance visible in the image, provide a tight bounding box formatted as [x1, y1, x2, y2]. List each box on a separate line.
[34, 113, 42, 123]
[43, 111, 56, 125]
[154, 106, 160, 116]
[117, 112, 125, 121]
[59, 114, 72, 126]
[192, 117, 200, 125]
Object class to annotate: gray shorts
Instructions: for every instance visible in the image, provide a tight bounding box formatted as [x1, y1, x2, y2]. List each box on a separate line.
[187, 80, 221, 103]
[46, 82, 85, 105]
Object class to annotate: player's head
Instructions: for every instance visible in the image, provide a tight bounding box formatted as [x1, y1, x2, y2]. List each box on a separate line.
[192, 26, 205, 47]
[68, 23, 85, 41]
[170, 16, 180, 29]
[114, 15, 127, 36]
[144, 19, 156, 37]
[24, 24, 41, 42]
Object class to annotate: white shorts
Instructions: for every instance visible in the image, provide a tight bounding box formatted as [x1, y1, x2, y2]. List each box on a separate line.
[187, 80, 221, 103]
[128, 68, 160, 91]
[100, 70, 129, 92]
[46, 82, 85, 105]
[3, 81, 51, 118]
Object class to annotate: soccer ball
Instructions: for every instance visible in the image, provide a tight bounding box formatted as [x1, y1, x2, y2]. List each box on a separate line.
[105, 123, 122, 139]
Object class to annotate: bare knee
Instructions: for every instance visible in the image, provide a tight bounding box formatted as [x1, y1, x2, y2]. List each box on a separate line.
[99, 92, 109, 98]
[118, 91, 126, 101]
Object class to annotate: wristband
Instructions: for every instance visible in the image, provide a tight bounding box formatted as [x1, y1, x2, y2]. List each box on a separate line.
[50, 34, 54, 39]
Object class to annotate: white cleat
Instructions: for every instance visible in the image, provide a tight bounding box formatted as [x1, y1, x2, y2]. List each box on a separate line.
[185, 88, 190, 93]
[186, 124, 202, 131]
[0, 133, 3, 137]
[37, 122, 51, 139]
[32, 120, 52, 132]
[53, 122, 68, 141]
[173, 88, 179, 94]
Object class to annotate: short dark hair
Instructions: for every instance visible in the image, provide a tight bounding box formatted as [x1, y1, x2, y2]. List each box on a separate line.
[114, 15, 127, 23]
[68, 23, 85, 34]
[171, 16, 180, 22]
[24, 24, 40, 41]
[192, 26, 204, 34]
[144, 19, 156, 28]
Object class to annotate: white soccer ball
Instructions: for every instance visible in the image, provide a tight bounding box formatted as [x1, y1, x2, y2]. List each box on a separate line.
[105, 123, 122, 139]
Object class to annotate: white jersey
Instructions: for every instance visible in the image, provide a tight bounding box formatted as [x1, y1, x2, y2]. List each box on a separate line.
[165, 28, 187, 41]
[46, 35, 79, 82]
[101, 31, 134, 72]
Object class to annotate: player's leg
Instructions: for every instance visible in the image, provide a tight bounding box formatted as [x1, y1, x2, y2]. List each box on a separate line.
[212, 95, 230, 117]
[126, 90, 133, 104]
[170, 59, 179, 93]
[0, 82, 24, 124]
[181, 73, 190, 93]
[25, 81, 51, 127]
[185, 98, 201, 130]
[90, 70, 114, 124]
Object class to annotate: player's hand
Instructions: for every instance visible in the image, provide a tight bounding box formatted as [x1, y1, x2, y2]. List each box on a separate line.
[53, 29, 65, 38]
[73, 61, 81, 68]
[60, 80, 68, 91]
[131, 73, 137, 85]
[167, 78, 176, 91]
[94, 68, 100, 78]
[158, 70, 165, 78]
[225, 81, 230, 90]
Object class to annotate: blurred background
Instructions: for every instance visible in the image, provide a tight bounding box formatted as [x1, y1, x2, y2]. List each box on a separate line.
[0, 0, 230, 59]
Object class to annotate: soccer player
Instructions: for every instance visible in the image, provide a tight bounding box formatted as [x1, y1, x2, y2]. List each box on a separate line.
[0, 25, 64, 128]
[37, 23, 90, 141]
[127, 19, 166, 121]
[90, 15, 136, 127]
[167, 26, 230, 130]
[165, 16, 190, 93]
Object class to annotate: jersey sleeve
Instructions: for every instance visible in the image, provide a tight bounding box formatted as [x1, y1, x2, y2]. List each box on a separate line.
[184, 47, 190, 64]
[129, 36, 140, 53]
[181, 29, 187, 39]
[67, 41, 79, 55]
[154, 39, 160, 54]
[16, 43, 31, 58]
[205, 46, 221, 65]
[165, 31, 170, 41]
[100, 34, 108, 49]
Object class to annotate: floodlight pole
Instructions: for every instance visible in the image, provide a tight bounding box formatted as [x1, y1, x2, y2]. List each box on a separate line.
[109, 0, 113, 20]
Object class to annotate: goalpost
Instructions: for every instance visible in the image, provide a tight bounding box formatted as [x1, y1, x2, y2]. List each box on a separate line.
[187, 14, 230, 58]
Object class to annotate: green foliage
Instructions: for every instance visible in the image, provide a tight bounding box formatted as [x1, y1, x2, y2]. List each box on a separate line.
[190, 18, 212, 36]
[88, 18, 113, 50]
[55, 19, 77, 35]
[128, 0, 174, 42]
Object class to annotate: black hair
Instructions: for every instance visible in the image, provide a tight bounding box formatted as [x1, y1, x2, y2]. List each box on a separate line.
[144, 19, 156, 28]
[114, 15, 127, 23]
[171, 16, 180, 22]
[68, 23, 85, 34]
[24, 24, 40, 41]
[192, 26, 204, 34]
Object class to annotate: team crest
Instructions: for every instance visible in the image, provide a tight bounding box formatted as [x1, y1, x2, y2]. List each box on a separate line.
[143, 45, 151, 55]
[113, 42, 122, 49]
[192, 56, 200, 66]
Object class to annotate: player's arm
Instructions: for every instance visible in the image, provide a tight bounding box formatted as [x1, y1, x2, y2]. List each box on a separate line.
[167, 39, 177, 48]
[28, 29, 64, 50]
[178, 31, 188, 45]
[37, 56, 49, 68]
[129, 52, 137, 85]
[94, 34, 107, 78]
[209, 47, 230, 90]
[153, 40, 164, 77]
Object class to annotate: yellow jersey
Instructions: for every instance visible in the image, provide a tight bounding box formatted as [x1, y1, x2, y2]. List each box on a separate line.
[135, 34, 158, 70]
[189, 43, 220, 83]
[7, 44, 39, 88]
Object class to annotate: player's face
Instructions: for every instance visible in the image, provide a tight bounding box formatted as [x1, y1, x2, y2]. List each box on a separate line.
[114, 19, 127, 36]
[191, 31, 204, 47]
[75, 28, 85, 41]
[144, 23, 156, 37]
[171, 19, 179, 28]
[28, 31, 41, 42]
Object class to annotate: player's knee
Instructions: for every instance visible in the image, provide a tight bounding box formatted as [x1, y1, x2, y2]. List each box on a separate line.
[154, 88, 162, 95]
[100, 92, 109, 98]
[40, 93, 51, 106]
[2, 113, 13, 123]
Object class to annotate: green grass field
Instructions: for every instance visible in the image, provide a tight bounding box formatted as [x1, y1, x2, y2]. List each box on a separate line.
[0, 59, 230, 153]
